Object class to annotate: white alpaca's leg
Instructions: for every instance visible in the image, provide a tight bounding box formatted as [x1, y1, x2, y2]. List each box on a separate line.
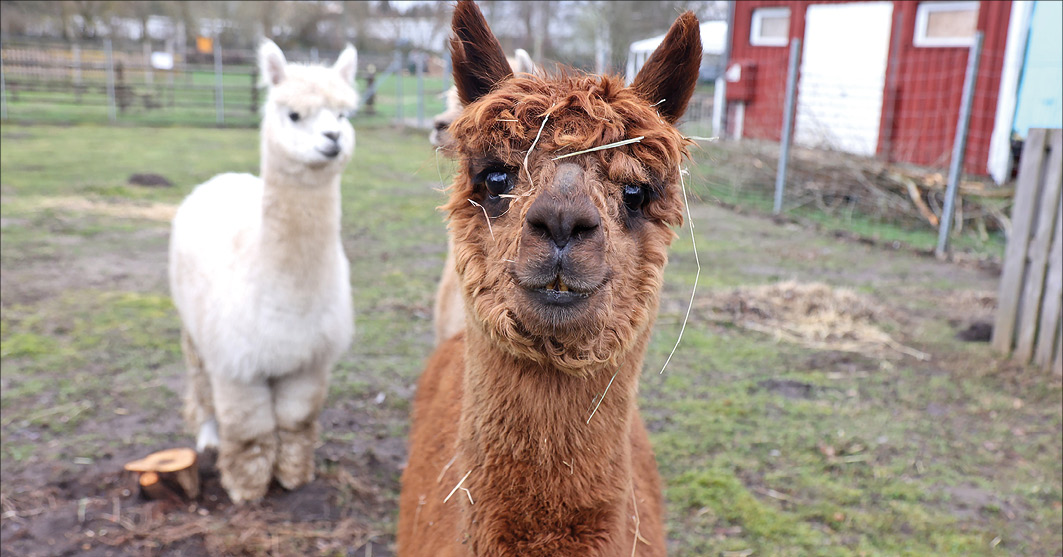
[197, 420, 220, 452]
[180, 330, 218, 450]
[271, 364, 329, 490]
[211, 374, 277, 504]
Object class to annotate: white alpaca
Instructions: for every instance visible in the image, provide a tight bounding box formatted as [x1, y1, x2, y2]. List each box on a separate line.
[431, 49, 537, 344]
[169, 40, 358, 504]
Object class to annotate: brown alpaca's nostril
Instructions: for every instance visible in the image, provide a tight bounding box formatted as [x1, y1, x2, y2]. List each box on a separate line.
[525, 194, 601, 250]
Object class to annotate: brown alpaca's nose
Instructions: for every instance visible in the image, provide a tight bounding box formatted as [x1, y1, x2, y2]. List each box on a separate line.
[525, 164, 601, 251]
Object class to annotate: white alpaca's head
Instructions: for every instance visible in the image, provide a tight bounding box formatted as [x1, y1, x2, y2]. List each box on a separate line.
[430, 48, 538, 149]
[258, 39, 359, 172]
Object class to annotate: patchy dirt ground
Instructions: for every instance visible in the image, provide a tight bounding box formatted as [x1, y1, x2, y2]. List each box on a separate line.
[2, 124, 1060, 556]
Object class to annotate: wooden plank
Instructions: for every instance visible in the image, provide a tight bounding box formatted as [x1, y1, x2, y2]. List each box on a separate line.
[1054, 312, 1063, 374]
[993, 128, 1048, 354]
[1016, 129, 1063, 362]
[1035, 196, 1063, 370]
[1055, 315, 1062, 376]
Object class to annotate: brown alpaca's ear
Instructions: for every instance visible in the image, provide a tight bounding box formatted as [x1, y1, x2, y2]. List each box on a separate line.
[631, 12, 702, 124]
[450, 0, 513, 105]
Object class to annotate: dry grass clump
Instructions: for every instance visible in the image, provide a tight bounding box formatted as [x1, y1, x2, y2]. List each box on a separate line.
[700, 280, 928, 359]
[31, 196, 177, 222]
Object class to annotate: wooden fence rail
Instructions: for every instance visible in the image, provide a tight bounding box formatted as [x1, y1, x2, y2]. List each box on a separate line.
[992, 128, 1063, 373]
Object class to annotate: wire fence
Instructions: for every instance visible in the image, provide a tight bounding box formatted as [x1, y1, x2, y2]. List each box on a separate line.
[0, 37, 451, 128]
[688, 31, 1014, 261]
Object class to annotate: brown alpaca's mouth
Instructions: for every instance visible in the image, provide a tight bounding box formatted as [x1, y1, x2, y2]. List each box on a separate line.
[524, 274, 598, 308]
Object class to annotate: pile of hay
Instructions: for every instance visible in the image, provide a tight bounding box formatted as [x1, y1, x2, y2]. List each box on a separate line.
[699, 280, 928, 360]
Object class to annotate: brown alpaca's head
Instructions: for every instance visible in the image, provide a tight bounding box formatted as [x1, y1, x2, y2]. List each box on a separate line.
[445, 1, 701, 377]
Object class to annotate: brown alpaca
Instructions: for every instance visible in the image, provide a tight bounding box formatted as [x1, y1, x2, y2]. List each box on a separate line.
[397, 2, 701, 556]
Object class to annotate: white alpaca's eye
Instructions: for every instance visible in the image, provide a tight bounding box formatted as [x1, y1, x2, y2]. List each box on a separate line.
[289, 111, 301, 122]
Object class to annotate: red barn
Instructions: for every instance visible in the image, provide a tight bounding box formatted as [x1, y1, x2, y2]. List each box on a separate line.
[723, 0, 1022, 181]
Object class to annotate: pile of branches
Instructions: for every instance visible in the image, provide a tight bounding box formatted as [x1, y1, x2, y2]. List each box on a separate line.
[707, 140, 1013, 241]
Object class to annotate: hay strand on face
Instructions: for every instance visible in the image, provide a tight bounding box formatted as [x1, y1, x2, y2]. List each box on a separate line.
[468, 199, 494, 239]
[660, 167, 700, 375]
[552, 137, 646, 161]
[523, 109, 552, 187]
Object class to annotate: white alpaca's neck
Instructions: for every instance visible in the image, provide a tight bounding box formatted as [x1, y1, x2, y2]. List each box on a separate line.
[256, 153, 344, 277]
[456, 327, 650, 553]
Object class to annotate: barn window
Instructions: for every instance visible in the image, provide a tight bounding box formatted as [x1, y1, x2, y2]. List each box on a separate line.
[914, 1, 979, 47]
[750, 7, 790, 47]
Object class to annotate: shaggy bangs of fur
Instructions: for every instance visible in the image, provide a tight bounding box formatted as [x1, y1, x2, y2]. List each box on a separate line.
[266, 65, 359, 116]
[446, 72, 690, 225]
[441, 71, 693, 376]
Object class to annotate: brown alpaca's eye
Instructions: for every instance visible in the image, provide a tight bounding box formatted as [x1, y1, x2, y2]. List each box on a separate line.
[623, 184, 646, 212]
[289, 111, 301, 122]
[485, 171, 513, 197]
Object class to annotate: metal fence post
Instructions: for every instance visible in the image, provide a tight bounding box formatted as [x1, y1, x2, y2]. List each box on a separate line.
[72, 44, 82, 103]
[143, 41, 153, 86]
[251, 66, 258, 114]
[774, 37, 801, 215]
[1, 42, 7, 121]
[394, 48, 404, 126]
[415, 52, 425, 129]
[214, 41, 224, 125]
[105, 39, 117, 122]
[936, 31, 983, 259]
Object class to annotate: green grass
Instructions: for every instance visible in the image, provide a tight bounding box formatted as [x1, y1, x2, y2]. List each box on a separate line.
[1, 122, 1059, 555]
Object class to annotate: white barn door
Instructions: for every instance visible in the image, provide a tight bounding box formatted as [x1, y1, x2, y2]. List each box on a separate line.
[795, 2, 893, 156]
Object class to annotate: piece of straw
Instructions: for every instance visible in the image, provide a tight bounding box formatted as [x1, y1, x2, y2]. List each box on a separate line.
[524, 110, 552, 187]
[468, 199, 493, 239]
[552, 137, 645, 161]
[443, 469, 473, 504]
[660, 167, 700, 375]
[586, 368, 619, 424]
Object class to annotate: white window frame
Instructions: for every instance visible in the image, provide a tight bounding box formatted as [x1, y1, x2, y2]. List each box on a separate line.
[914, 1, 980, 47]
[750, 7, 791, 47]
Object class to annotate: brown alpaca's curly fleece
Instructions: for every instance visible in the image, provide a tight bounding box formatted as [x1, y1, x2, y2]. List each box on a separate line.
[443, 73, 692, 376]
[398, 2, 702, 555]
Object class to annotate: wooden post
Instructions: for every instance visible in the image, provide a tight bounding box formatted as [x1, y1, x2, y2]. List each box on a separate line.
[992, 129, 1048, 354]
[1015, 130, 1063, 362]
[1034, 198, 1063, 370]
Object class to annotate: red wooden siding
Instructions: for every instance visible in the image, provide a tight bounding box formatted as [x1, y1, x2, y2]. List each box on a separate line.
[728, 1, 1011, 176]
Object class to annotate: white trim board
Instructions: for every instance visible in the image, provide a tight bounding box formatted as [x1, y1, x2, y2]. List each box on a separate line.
[987, 0, 1033, 184]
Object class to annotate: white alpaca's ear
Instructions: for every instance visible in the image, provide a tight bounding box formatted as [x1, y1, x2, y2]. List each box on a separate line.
[333, 44, 358, 85]
[512, 48, 537, 76]
[259, 39, 287, 87]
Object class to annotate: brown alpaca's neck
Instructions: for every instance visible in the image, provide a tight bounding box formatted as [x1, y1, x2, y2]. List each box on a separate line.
[457, 326, 650, 555]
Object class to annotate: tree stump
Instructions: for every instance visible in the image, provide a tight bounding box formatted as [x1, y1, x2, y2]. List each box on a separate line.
[125, 448, 200, 500]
